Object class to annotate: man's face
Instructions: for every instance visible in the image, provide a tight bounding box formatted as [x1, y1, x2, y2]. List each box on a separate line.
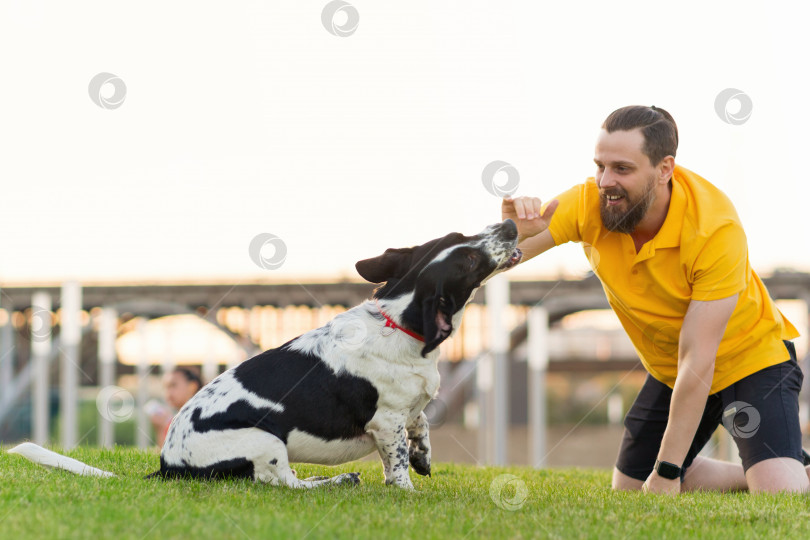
[594, 128, 658, 234]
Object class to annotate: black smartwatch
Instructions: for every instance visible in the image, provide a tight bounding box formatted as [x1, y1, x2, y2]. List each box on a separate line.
[653, 459, 682, 480]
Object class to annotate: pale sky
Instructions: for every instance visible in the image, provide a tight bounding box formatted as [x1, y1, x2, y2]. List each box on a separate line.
[1, 0, 808, 285]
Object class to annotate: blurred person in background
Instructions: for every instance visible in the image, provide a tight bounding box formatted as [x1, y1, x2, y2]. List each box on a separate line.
[147, 366, 203, 448]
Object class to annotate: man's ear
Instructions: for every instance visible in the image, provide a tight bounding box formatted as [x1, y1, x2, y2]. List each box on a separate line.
[355, 247, 413, 283]
[420, 283, 456, 357]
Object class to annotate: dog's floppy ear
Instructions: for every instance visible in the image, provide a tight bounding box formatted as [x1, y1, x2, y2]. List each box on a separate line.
[420, 282, 456, 357]
[355, 247, 413, 283]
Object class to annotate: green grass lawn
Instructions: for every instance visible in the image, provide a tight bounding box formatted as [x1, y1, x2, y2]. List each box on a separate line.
[2, 446, 809, 539]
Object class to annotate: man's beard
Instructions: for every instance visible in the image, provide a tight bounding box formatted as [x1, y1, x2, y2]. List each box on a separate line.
[599, 175, 657, 234]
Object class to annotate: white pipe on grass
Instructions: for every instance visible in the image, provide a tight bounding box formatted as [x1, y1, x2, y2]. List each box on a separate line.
[8, 442, 115, 478]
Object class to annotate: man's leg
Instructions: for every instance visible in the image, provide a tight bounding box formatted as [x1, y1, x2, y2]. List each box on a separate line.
[613, 374, 725, 491]
[615, 454, 748, 492]
[613, 375, 672, 490]
[612, 467, 643, 491]
[746, 458, 809, 493]
[619, 342, 809, 493]
[681, 455, 747, 492]
[618, 452, 810, 492]
[685, 456, 810, 492]
[724, 343, 808, 493]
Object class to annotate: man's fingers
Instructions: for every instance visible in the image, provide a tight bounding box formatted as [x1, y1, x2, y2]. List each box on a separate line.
[513, 198, 528, 219]
[501, 197, 517, 219]
[508, 196, 544, 220]
[504, 196, 554, 222]
[522, 198, 536, 219]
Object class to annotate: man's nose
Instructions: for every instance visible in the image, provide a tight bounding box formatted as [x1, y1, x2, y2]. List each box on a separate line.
[598, 172, 616, 189]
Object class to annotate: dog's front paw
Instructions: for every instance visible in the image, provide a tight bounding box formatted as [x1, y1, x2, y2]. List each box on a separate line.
[385, 476, 415, 490]
[408, 443, 431, 477]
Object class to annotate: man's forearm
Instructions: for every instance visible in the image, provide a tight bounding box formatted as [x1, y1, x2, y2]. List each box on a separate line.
[657, 354, 715, 466]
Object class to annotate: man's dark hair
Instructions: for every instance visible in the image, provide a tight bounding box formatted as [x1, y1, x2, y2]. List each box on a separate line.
[602, 105, 678, 166]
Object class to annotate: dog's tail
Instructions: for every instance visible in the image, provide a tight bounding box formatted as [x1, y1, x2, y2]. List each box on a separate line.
[7, 442, 116, 478]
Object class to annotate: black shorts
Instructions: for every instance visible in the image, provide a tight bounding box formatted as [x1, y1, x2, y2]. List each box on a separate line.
[616, 340, 804, 481]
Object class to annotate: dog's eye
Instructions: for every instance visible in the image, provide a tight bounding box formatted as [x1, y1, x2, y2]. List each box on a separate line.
[467, 254, 477, 268]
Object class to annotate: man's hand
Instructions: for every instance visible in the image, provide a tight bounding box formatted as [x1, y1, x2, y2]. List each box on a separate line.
[501, 196, 558, 242]
[642, 470, 681, 495]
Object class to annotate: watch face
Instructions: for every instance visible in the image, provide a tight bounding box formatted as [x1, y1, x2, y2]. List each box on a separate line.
[655, 460, 681, 480]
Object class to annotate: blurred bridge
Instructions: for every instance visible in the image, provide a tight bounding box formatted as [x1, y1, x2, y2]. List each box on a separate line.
[3, 269, 808, 317]
[1, 270, 808, 464]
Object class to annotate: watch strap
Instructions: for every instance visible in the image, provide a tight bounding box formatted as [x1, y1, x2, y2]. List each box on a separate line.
[654, 459, 682, 480]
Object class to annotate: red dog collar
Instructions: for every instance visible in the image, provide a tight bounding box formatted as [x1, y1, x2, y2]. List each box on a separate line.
[375, 302, 425, 342]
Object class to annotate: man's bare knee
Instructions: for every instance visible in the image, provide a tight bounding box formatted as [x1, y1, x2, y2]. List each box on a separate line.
[746, 458, 810, 494]
[612, 467, 644, 491]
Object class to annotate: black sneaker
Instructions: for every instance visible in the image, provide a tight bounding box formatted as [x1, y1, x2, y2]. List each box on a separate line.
[802, 449, 810, 466]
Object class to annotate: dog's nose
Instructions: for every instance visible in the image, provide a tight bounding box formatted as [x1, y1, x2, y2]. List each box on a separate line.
[501, 219, 518, 240]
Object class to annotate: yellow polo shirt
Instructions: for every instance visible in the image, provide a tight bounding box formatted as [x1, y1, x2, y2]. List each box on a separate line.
[547, 164, 799, 393]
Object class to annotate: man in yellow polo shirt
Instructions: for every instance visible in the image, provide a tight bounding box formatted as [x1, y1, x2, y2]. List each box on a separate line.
[502, 105, 807, 494]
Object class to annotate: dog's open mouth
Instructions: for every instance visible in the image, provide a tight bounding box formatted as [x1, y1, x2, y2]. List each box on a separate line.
[500, 248, 522, 270]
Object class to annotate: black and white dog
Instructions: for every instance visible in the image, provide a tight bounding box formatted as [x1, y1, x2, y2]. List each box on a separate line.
[9, 220, 521, 490]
